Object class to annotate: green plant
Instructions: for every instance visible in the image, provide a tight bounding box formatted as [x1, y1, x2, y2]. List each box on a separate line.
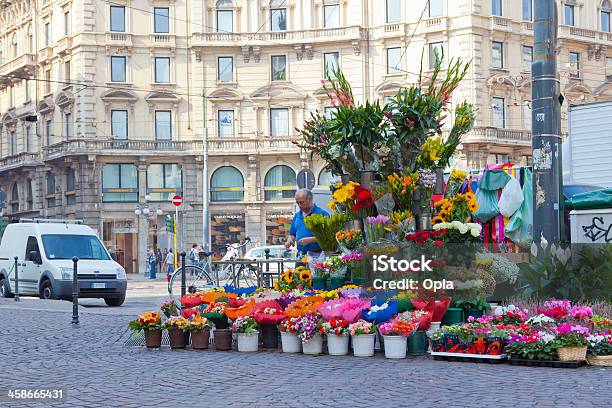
[232, 316, 259, 334]
[304, 212, 348, 252]
[506, 340, 558, 361]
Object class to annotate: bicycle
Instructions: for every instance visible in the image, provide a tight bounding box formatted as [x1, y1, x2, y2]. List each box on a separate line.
[217, 238, 259, 288]
[167, 251, 217, 301]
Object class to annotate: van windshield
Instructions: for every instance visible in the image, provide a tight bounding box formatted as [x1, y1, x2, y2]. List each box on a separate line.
[41, 234, 110, 260]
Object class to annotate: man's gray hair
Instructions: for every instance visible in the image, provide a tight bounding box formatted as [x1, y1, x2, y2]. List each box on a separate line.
[296, 188, 313, 200]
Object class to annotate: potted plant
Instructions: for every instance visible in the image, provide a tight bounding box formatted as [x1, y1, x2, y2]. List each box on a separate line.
[278, 317, 302, 353]
[163, 316, 190, 350]
[128, 311, 162, 350]
[586, 333, 612, 366]
[188, 313, 213, 350]
[251, 301, 285, 349]
[202, 303, 232, 351]
[378, 318, 417, 359]
[160, 299, 179, 318]
[295, 313, 323, 355]
[552, 323, 590, 361]
[232, 316, 260, 352]
[348, 320, 377, 357]
[320, 319, 350, 356]
[342, 252, 363, 285]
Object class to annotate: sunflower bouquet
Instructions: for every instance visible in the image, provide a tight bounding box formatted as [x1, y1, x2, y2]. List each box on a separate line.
[275, 266, 313, 291]
[433, 191, 478, 224]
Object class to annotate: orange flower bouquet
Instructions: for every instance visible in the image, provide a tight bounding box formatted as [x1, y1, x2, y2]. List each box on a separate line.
[180, 293, 204, 309]
[128, 311, 162, 332]
[200, 290, 237, 305]
[285, 295, 325, 318]
[225, 299, 256, 321]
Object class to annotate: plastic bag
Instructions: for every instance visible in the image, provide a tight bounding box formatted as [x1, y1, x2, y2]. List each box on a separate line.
[375, 193, 396, 216]
[499, 176, 524, 217]
[507, 169, 533, 243]
[473, 188, 500, 223]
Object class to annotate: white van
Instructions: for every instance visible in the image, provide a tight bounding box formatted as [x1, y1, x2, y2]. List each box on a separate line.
[0, 219, 127, 306]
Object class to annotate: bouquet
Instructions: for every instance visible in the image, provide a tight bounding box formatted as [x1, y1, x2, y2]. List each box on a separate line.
[389, 210, 414, 239]
[320, 319, 350, 336]
[433, 221, 481, 242]
[339, 298, 371, 322]
[400, 310, 432, 331]
[411, 297, 450, 323]
[329, 181, 374, 219]
[433, 191, 478, 225]
[180, 293, 204, 309]
[160, 299, 179, 318]
[386, 171, 419, 211]
[379, 318, 417, 337]
[187, 313, 212, 332]
[348, 320, 377, 336]
[232, 316, 259, 334]
[278, 317, 301, 334]
[294, 313, 322, 342]
[201, 302, 227, 321]
[339, 285, 362, 298]
[251, 301, 285, 325]
[336, 229, 364, 253]
[363, 300, 398, 324]
[223, 284, 257, 297]
[317, 298, 347, 320]
[275, 266, 312, 291]
[285, 295, 325, 318]
[304, 212, 349, 252]
[128, 311, 161, 332]
[162, 316, 190, 332]
[444, 169, 468, 198]
[364, 215, 391, 243]
[180, 307, 198, 319]
[224, 299, 256, 321]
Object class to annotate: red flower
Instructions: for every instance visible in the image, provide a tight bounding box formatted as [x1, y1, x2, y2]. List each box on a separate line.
[354, 186, 372, 202]
[433, 240, 444, 247]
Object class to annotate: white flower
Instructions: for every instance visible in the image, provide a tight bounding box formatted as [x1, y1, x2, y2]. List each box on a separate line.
[469, 226, 481, 237]
[507, 304, 516, 312]
[370, 303, 388, 312]
[539, 332, 555, 344]
[451, 220, 468, 234]
[530, 242, 538, 258]
[527, 314, 555, 325]
[433, 222, 448, 231]
[494, 306, 503, 315]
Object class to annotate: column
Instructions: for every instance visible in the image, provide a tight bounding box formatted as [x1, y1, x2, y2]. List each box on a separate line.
[137, 161, 148, 275]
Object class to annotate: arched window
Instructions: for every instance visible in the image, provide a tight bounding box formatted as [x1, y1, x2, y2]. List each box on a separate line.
[11, 34, 18, 58]
[264, 165, 296, 200]
[216, 0, 233, 32]
[27, 26, 34, 53]
[210, 166, 244, 202]
[317, 169, 340, 188]
[10, 183, 18, 213]
[26, 179, 33, 210]
[216, 0, 233, 6]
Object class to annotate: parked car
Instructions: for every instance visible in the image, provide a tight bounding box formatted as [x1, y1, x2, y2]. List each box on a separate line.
[0, 219, 127, 306]
[243, 245, 298, 274]
[563, 184, 604, 242]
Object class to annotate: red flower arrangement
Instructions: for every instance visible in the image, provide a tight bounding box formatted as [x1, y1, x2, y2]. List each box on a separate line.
[405, 229, 448, 246]
[352, 186, 374, 213]
[319, 319, 350, 336]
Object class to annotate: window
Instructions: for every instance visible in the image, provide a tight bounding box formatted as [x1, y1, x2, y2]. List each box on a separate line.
[155, 57, 170, 83]
[569, 52, 580, 78]
[11, 184, 19, 213]
[264, 165, 296, 200]
[155, 111, 172, 140]
[218, 56, 233, 82]
[45, 70, 51, 94]
[44, 22, 51, 46]
[154, 7, 169, 33]
[324, 52, 339, 78]
[28, 27, 33, 52]
[429, 0, 443, 18]
[271, 55, 286, 81]
[324, 106, 336, 119]
[64, 11, 71, 36]
[492, 41, 504, 68]
[324, 2, 340, 28]
[110, 5, 126, 32]
[211, 166, 244, 202]
[270, 108, 289, 137]
[492, 0, 502, 16]
[10, 131, 16, 156]
[522, 45, 533, 72]
[42, 235, 110, 260]
[65, 112, 72, 140]
[603, 11, 611, 33]
[488, 153, 509, 165]
[46, 171, 56, 207]
[11, 34, 17, 58]
[147, 164, 182, 201]
[318, 169, 340, 188]
[102, 164, 138, 202]
[522, 0, 532, 21]
[111, 110, 128, 139]
[217, 10, 233, 32]
[26, 126, 33, 152]
[66, 168, 76, 205]
[270, 5, 287, 31]
[46, 120, 52, 145]
[429, 42, 443, 69]
[64, 60, 71, 81]
[607, 57, 612, 81]
[386, 0, 400, 23]
[26, 179, 33, 210]
[111, 56, 126, 82]
[25, 237, 40, 261]
[491, 97, 505, 128]
[522, 155, 533, 166]
[387, 47, 402, 74]
[218, 110, 234, 137]
[564, 4, 574, 26]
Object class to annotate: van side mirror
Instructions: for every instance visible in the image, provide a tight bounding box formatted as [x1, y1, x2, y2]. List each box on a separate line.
[29, 250, 42, 265]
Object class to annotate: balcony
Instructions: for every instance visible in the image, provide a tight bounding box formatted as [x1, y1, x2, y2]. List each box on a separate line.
[55, 36, 73, 54]
[149, 34, 176, 47]
[37, 47, 53, 63]
[462, 127, 531, 146]
[521, 21, 533, 33]
[105, 32, 133, 47]
[42, 137, 302, 160]
[192, 26, 364, 47]
[490, 16, 513, 32]
[0, 152, 43, 173]
[423, 17, 448, 32]
[0, 54, 35, 87]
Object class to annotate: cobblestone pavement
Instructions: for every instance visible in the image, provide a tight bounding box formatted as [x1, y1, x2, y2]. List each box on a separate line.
[0, 302, 610, 408]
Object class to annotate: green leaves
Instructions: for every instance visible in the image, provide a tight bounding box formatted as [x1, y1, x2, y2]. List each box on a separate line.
[303, 213, 349, 252]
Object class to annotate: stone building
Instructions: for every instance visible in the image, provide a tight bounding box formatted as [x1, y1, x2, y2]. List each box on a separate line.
[0, 0, 609, 273]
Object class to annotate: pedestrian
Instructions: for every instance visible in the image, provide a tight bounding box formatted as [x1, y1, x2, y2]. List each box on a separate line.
[165, 248, 174, 280]
[155, 247, 162, 272]
[188, 244, 198, 265]
[147, 249, 157, 280]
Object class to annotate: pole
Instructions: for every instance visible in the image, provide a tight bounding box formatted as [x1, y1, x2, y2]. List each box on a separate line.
[72, 257, 79, 325]
[180, 252, 186, 298]
[174, 207, 178, 270]
[202, 92, 210, 252]
[13, 256, 19, 302]
[532, 0, 563, 246]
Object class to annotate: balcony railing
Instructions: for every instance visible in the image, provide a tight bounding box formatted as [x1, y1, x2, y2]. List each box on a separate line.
[0, 53, 36, 76]
[462, 127, 532, 145]
[491, 16, 513, 31]
[558, 24, 612, 44]
[193, 26, 364, 45]
[42, 137, 302, 159]
[105, 32, 133, 46]
[150, 34, 176, 46]
[0, 152, 43, 173]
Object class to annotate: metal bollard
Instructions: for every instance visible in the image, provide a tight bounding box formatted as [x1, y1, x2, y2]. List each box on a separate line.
[72, 257, 79, 326]
[13, 257, 19, 302]
[264, 249, 271, 288]
[180, 252, 186, 298]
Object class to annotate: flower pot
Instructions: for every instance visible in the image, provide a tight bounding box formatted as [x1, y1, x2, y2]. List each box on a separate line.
[329, 277, 346, 290]
[464, 308, 484, 322]
[587, 355, 612, 367]
[213, 329, 232, 351]
[168, 329, 186, 349]
[327, 334, 349, 356]
[280, 332, 302, 353]
[190, 330, 210, 350]
[312, 277, 326, 290]
[261, 324, 279, 349]
[383, 335, 407, 359]
[557, 346, 587, 362]
[237, 332, 259, 352]
[144, 329, 162, 349]
[212, 317, 230, 330]
[442, 308, 463, 326]
[407, 331, 426, 355]
[302, 334, 323, 355]
[352, 334, 375, 357]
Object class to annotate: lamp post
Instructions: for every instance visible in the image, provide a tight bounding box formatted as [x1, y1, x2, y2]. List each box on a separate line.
[135, 205, 155, 277]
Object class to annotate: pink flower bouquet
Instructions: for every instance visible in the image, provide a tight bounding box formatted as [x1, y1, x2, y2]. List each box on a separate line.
[339, 298, 371, 323]
[317, 298, 346, 320]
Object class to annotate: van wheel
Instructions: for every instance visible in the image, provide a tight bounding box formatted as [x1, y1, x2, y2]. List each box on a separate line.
[104, 296, 125, 307]
[0, 276, 13, 298]
[39, 280, 56, 300]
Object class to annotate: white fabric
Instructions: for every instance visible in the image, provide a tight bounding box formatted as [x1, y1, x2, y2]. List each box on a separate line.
[499, 176, 523, 217]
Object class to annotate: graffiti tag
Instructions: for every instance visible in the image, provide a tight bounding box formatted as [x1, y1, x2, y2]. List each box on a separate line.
[582, 217, 612, 243]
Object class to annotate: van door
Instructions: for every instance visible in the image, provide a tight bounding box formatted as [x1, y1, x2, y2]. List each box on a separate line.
[21, 236, 43, 294]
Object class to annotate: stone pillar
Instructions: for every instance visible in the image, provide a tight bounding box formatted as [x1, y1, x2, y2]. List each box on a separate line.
[137, 161, 148, 275]
[246, 205, 264, 246]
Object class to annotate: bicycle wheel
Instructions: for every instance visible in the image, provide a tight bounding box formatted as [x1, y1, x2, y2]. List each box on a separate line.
[226, 264, 258, 288]
[168, 265, 216, 302]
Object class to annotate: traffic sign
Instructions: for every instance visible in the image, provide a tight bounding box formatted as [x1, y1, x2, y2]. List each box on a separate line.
[171, 195, 183, 206]
[297, 169, 315, 190]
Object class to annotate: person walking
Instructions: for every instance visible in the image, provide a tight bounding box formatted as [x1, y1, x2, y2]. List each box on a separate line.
[155, 247, 162, 273]
[147, 249, 157, 279]
[165, 248, 174, 279]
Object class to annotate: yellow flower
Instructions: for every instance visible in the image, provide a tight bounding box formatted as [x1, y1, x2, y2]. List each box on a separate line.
[332, 188, 351, 203]
[468, 201, 478, 212]
[328, 200, 337, 210]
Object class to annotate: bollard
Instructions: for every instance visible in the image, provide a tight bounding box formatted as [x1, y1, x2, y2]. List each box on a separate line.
[264, 249, 271, 288]
[72, 257, 79, 326]
[180, 252, 186, 298]
[13, 257, 19, 302]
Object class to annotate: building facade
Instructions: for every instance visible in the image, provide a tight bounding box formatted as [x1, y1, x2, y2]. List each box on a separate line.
[0, 0, 610, 273]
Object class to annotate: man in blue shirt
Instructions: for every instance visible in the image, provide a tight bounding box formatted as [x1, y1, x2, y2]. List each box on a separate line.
[285, 188, 330, 256]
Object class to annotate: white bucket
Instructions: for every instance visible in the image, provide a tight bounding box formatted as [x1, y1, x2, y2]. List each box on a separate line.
[383, 335, 408, 359]
[326, 334, 349, 356]
[237, 332, 259, 352]
[281, 332, 302, 353]
[302, 334, 323, 355]
[352, 334, 376, 357]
